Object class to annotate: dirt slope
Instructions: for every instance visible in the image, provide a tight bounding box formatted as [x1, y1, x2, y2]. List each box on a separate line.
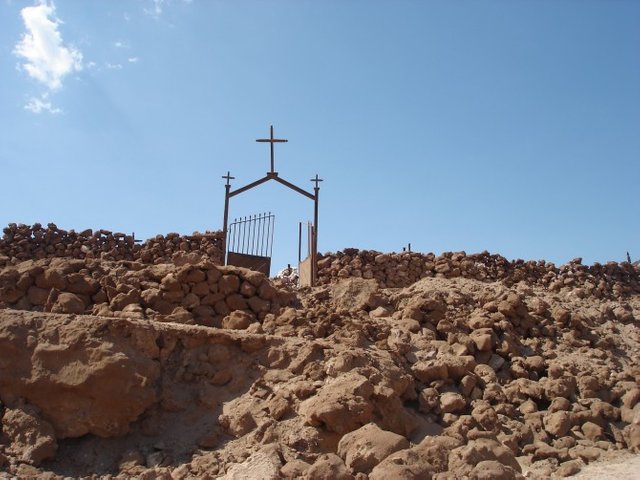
[0, 257, 639, 479]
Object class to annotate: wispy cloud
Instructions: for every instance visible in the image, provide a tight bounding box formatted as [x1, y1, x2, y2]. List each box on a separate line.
[127, 57, 139, 64]
[144, 0, 192, 18]
[106, 63, 123, 70]
[14, 1, 83, 91]
[144, 0, 164, 18]
[25, 94, 62, 114]
[114, 40, 130, 49]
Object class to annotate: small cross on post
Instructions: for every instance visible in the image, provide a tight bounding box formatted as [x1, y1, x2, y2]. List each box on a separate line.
[222, 171, 235, 187]
[256, 125, 288, 173]
[310, 174, 323, 190]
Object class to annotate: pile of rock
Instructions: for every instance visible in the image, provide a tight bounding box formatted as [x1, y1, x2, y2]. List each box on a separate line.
[1, 231, 639, 478]
[137, 232, 224, 265]
[254, 276, 639, 478]
[0, 258, 291, 328]
[317, 249, 640, 297]
[0, 223, 224, 267]
[0, 270, 638, 478]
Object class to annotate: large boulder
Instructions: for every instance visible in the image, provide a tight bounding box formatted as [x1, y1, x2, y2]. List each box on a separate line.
[299, 372, 374, 434]
[337, 423, 409, 473]
[0, 313, 160, 438]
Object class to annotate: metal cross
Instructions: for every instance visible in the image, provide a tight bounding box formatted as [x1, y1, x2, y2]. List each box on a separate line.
[222, 171, 235, 186]
[256, 125, 288, 173]
[310, 174, 323, 189]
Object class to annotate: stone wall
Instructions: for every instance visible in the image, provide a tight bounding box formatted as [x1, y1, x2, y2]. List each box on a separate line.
[0, 223, 224, 266]
[317, 249, 640, 297]
[0, 258, 291, 329]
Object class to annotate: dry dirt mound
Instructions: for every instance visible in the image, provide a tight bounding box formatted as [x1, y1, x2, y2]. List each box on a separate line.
[0, 256, 639, 479]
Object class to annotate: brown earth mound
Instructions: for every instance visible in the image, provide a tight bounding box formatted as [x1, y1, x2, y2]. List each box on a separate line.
[0, 251, 639, 479]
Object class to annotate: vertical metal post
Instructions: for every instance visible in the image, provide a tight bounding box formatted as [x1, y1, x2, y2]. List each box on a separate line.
[312, 188, 319, 286]
[222, 172, 234, 265]
[298, 222, 302, 264]
[222, 187, 230, 265]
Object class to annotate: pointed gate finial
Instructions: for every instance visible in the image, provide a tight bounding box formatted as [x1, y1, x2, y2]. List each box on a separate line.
[222, 171, 235, 187]
[310, 174, 323, 190]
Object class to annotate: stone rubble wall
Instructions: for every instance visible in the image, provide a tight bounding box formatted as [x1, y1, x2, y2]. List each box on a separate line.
[317, 249, 640, 297]
[0, 258, 292, 329]
[0, 223, 224, 267]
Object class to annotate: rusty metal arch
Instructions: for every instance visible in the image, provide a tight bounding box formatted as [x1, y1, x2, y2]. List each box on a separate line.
[221, 126, 322, 285]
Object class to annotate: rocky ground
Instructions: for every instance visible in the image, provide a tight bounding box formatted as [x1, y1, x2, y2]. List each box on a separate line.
[0, 253, 638, 479]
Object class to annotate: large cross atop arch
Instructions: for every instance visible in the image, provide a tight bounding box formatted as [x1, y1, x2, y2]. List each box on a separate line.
[256, 125, 287, 173]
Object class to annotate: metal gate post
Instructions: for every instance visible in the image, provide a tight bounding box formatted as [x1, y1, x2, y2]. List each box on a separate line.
[222, 172, 234, 265]
[312, 190, 319, 286]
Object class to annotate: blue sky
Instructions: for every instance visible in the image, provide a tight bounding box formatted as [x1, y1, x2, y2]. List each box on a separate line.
[1, 0, 639, 271]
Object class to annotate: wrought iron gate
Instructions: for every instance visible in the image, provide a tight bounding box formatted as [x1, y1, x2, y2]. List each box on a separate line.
[226, 212, 274, 276]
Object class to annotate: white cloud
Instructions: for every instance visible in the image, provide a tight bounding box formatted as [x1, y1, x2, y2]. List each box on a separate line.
[106, 63, 122, 70]
[145, 0, 164, 18]
[127, 57, 139, 63]
[13, 1, 83, 91]
[144, 0, 192, 18]
[114, 40, 129, 49]
[24, 94, 62, 114]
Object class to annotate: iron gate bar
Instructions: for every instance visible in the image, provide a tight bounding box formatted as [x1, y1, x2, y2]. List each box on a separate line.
[251, 215, 256, 255]
[263, 214, 268, 257]
[254, 214, 260, 255]
[241, 217, 246, 253]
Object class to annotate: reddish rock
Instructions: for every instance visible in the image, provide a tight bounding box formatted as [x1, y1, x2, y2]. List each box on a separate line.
[1, 403, 57, 466]
[337, 423, 409, 473]
[304, 453, 352, 480]
[299, 372, 374, 434]
[51, 292, 85, 314]
[219, 274, 241, 295]
[222, 310, 254, 330]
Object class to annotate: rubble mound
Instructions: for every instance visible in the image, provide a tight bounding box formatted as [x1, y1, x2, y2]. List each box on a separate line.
[0, 247, 639, 479]
[0, 223, 224, 266]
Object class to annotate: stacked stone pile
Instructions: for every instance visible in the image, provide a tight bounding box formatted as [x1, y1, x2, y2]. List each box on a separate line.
[317, 249, 640, 297]
[137, 232, 224, 265]
[0, 272, 638, 477]
[0, 258, 291, 328]
[0, 223, 224, 267]
[256, 276, 640, 478]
